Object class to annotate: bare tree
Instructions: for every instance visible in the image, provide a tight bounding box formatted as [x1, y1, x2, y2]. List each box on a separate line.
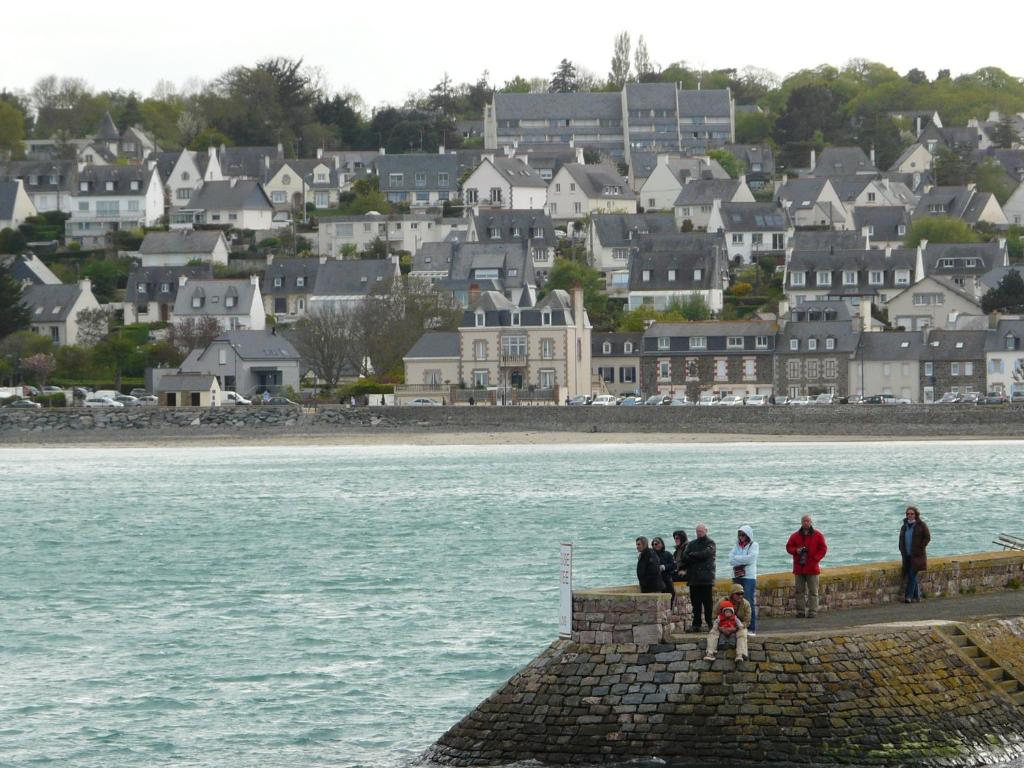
[167, 316, 223, 355]
[20, 353, 56, 388]
[291, 304, 355, 390]
[76, 307, 113, 348]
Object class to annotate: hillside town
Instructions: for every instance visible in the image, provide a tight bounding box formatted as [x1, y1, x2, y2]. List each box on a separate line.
[3, 54, 1024, 408]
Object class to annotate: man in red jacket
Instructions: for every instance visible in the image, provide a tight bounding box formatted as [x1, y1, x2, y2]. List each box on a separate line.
[786, 515, 828, 618]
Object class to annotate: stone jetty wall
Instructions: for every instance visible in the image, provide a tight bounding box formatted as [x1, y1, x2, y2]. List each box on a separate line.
[425, 617, 1024, 767]
[576, 552, 1024, 642]
[5, 403, 1024, 438]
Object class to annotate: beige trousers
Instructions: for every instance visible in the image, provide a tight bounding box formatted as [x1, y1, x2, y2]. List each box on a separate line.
[794, 573, 820, 616]
[706, 626, 748, 657]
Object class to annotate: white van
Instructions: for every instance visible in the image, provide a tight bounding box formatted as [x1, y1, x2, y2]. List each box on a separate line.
[221, 391, 252, 406]
[591, 395, 617, 406]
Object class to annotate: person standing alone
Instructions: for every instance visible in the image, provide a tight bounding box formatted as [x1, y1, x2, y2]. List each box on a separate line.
[899, 506, 930, 603]
[681, 523, 716, 632]
[786, 515, 828, 618]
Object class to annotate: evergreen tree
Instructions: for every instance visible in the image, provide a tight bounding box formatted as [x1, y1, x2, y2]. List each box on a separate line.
[0, 264, 30, 339]
[982, 269, 1024, 314]
[549, 60, 579, 93]
[933, 146, 973, 186]
[989, 115, 1018, 149]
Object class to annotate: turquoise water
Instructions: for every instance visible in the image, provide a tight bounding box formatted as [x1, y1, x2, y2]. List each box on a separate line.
[2, 440, 1023, 768]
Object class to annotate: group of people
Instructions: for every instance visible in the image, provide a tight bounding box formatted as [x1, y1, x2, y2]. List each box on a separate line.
[635, 507, 931, 656]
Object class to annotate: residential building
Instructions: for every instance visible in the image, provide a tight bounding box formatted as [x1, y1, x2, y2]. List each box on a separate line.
[124, 264, 214, 324]
[791, 229, 867, 252]
[155, 373, 222, 407]
[216, 144, 284, 181]
[640, 320, 777, 400]
[462, 156, 548, 210]
[21, 279, 101, 346]
[721, 144, 775, 189]
[171, 275, 265, 331]
[706, 201, 791, 265]
[0, 179, 37, 230]
[889, 143, 934, 175]
[438, 242, 537, 307]
[170, 180, 275, 230]
[318, 213, 462, 257]
[377, 152, 459, 207]
[466, 209, 557, 280]
[263, 255, 322, 320]
[586, 212, 677, 293]
[848, 331, 923, 400]
[889, 110, 942, 138]
[308, 256, 400, 312]
[985, 319, 1024, 397]
[637, 154, 729, 211]
[178, 329, 301, 396]
[807, 147, 879, 178]
[912, 185, 1007, 227]
[673, 178, 754, 231]
[592, 332, 642, 395]
[921, 240, 1008, 297]
[402, 331, 461, 395]
[66, 165, 163, 247]
[627, 232, 730, 312]
[1001, 181, 1024, 227]
[852, 207, 910, 249]
[410, 242, 455, 284]
[503, 145, 582, 182]
[161, 147, 223, 207]
[776, 303, 859, 398]
[832, 176, 916, 222]
[137, 230, 230, 267]
[455, 287, 592, 398]
[546, 163, 637, 221]
[918, 329, 987, 402]
[0, 253, 61, 286]
[0, 160, 75, 213]
[775, 177, 848, 229]
[264, 157, 341, 211]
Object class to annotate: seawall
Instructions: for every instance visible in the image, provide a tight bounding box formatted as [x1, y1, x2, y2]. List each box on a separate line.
[4, 403, 1024, 440]
[425, 554, 1024, 767]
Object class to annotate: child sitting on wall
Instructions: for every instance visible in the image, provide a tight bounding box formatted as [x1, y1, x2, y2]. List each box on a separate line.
[703, 585, 751, 662]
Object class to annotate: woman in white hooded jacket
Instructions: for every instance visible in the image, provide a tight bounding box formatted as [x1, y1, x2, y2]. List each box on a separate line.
[729, 524, 759, 633]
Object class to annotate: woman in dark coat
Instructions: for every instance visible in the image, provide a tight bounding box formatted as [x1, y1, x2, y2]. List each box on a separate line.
[635, 537, 663, 593]
[898, 505, 931, 603]
[672, 529, 689, 583]
[651, 536, 677, 605]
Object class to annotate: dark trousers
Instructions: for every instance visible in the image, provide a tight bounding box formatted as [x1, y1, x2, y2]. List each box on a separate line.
[689, 584, 713, 628]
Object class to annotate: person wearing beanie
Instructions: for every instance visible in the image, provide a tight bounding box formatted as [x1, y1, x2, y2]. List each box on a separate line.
[671, 530, 689, 583]
[703, 584, 751, 662]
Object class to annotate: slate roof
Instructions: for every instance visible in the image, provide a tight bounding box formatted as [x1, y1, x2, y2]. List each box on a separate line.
[94, 112, 119, 141]
[405, 331, 460, 359]
[562, 164, 636, 200]
[791, 229, 867, 251]
[187, 180, 273, 211]
[153, 151, 181, 183]
[21, 283, 82, 322]
[1, 253, 61, 285]
[461, 288, 578, 326]
[310, 258, 396, 297]
[978, 266, 1024, 293]
[488, 157, 548, 188]
[377, 154, 459, 192]
[263, 258, 320, 295]
[591, 213, 678, 247]
[674, 179, 742, 206]
[156, 373, 218, 392]
[920, 329, 988, 361]
[139, 230, 225, 255]
[0, 160, 75, 193]
[722, 144, 775, 175]
[592, 332, 642, 357]
[780, 321, 860, 354]
[494, 92, 623, 120]
[213, 330, 299, 360]
[853, 207, 910, 243]
[858, 331, 925, 361]
[447, 242, 535, 290]
[787, 248, 919, 293]
[629, 233, 726, 292]
[811, 147, 877, 177]
[653, 155, 729, 185]
[972, 148, 1024, 182]
[643, 320, 777, 339]
[0, 181, 21, 221]
[788, 300, 852, 322]
[412, 242, 454, 273]
[268, 158, 339, 189]
[75, 164, 155, 196]
[471, 209, 557, 246]
[217, 146, 282, 179]
[172, 279, 258, 317]
[831, 175, 877, 202]
[922, 242, 1005, 276]
[624, 82, 678, 110]
[717, 202, 790, 232]
[986, 319, 1024, 352]
[775, 177, 832, 209]
[126, 265, 214, 304]
[677, 89, 732, 118]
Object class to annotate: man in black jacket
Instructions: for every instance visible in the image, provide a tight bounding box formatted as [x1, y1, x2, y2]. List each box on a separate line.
[635, 536, 663, 593]
[681, 522, 717, 632]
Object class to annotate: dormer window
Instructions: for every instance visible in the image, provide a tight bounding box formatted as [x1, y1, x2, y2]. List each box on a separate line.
[808, 338, 818, 351]
[160, 282, 170, 292]
[693, 268, 702, 281]
[868, 270, 883, 286]
[296, 276, 305, 288]
[542, 310, 552, 326]
[130, 180, 140, 191]
[843, 270, 857, 286]
[726, 336, 744, 349]
[273, 277, 283, 288]
[658, 337, 670, 350]
[816, 270, 831, 287]
[1006, 334, 1016, 351]
[668, 269, 677, 281]
[897, 224, 907, 236]
[225, 295, 237, 308]
[642, 269, 651, 282]
[191, 290, 205, 309]
[624, 342, 633, 354]
[79, 181, 88, 192]
[511, 311, 520, 326]
[603, 341, 612, 354]
[825, 337, 835, 350]
[791, 271, 805, 287]
[790, 339, 799, 351]
[138, 282, 148, 294]
[895, 270, 911, 286]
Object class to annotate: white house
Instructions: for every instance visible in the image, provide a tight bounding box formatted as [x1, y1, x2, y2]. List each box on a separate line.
[1002, 182, 1024, 227]
[462, 156, 548, 210]
[706, 200, 791, 265]
[886, 275, 984, 331]
[889, 143, 934, 174]
[165, 148, 223, 207]
[264, 158, 341, 212]
[170, 180, 275, 230]
[308, 257, 400, 312]
[21, 279, 101, 346]
[317, 213, 464, 257]
[0, 160, 75, 214]
[985, 319, 1024, 397]
[626, 234, 730, 313]
[546, 163, 637, 222]
[673, 178, 755, 231]
[65, 165, 164, 247]
[171, 275, 266, 331]
[137, 230, 230, 267]
[0, 179, 38, 230]
[775, 177, 848, 229]
[638, 154, 729, 211]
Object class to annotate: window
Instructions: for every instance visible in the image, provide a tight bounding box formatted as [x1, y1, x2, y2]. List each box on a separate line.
[624, 341, 633, 354]
[743, 359, 756, 379]
[159, 282, 170, 293]
[475, 311, 485, 327]
[816, 270, 831, 287]
[787, 359, 801, 379]
[894, 270, 911, 286]
[755, 336, 768, 349]
[501, 335, 527, 356]
[465, 188, 478, 204]
[689, 336, 706, 350]
[714, 359, 728, 381]
[869, 271, 883, 286]
[823, 359, 837, 378]
[897, 224, 906, 236]
[726, 336, 744, 349]
[657, 336, 670, 350]
[965, 362, 974, 376]
[542, 310, 552, 326]
[130, 180, 140, 191]
[437, 172, 449, 187]
[192, 295, 203, 308]
[808, 338, 817, 351]
[176, 188, 192, 200]
[693, 269, 702, 281]
[473, 340, 486, 360]
[219, 349, 227, 365]
[642, 269, 651, 282]
[541, 338, 554, 359]
[825, 337, 835, 351]
[225, 295, 236, 308]
[272, 191, 286, 203]
[415, 172, 426, 188]
[138, 282, 148, 294]
[388, 173, 404, 187]
[791, 271, 805, 287]
[273, 277, 283, 288]
[105, 181, 114, 191]
[883, 363, 892, 377]
[602, 341, 612, 354]
[951, 362, 961, 377]
[731, 233, 744, 244]
[50, 327, 60, 343]
[473, 370, 488, 388]
[843, 270, 858, 286]
[548, 202, 556, 215]
[573, 202, 582, 214]
[538, 369, 555, 389]
[658, 361, 670, 380]
[296, 276, 306, 288]
[510, 310, 520, 326]
[78, 202, 89, 211]
[668, 269, 677, 281]
[555, 183, 561, 193]
[569, 183, 576, 192]
[490, 188, 503, 204]
[867, 192, 876, 202]
[789, 339, 799, 351]
[806, 359, 820, 378]
[989, 359, 1004, 374]
[620, 366, 636, 383]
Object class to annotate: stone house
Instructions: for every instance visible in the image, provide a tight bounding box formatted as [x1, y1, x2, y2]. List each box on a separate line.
[155, 373, 222, 407]
[640, 320, 777, 400]
[591, 332, 642, 396]
[546, 163, 638, 222]
[776, 303, 859, 398]
[124, 264, 214, 325]
[886, 275, 983, 331]
[21, 279, 101, 346]
[918, 329, 988, 403]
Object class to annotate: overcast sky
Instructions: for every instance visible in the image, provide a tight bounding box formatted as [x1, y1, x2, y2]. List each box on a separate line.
[5, 1, 1024, 110]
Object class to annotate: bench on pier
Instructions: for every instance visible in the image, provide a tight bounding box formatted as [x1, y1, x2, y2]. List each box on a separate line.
[994, 533, 1024, 552]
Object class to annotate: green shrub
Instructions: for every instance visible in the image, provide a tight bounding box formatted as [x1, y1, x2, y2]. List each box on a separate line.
[36, 393, 66, 408]
[1008, 577, 1021, 590]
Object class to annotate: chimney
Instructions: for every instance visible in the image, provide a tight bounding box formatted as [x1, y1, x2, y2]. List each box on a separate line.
[862, 225, 871, 249]
[881, 177, 890, 191]
[576, 147, 585, 164]
[250, 274, 260, 287]
[738, 174, 746, 186]
[521, 154, 528, 166]
[915, 116, 922, 136]
[438, 145, 446, 155]
[810, 149, 817, 172]
[219, 143, 226, 155]
[861, 297, 873, 332]
[316, 147, 323, 159]
[572, 283, 586, 338]
[266, 254, 274, 265]
[781, 173, 788, 186]
[468, 282, 481, 305]
[79, 278, 92, 294]
[658, 153, 669, 166]
[277, 143, 284, 155]
[178, 274, 189, 287]
[264, 155, 270, 170]
[379, 147, 386, 155]
[319, 255, 328, 264]
[869, 147, 876, 166]
[885, 246, 892, 260]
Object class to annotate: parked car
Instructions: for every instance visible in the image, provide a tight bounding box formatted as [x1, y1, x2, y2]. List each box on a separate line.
[961, 392, 981, 405]
[980, 392, 1008, 405]
[845, 395, 864, 405]
[644, 394, 670, 406]
[7, 399, 42, 409]
[84, 395, 124, 408]
[23, 385, 40, 396]
[408, 398, 441, 406]
[669, 395, 692, 406]
[566, 395, 588, 406]
[744, 394, 768, 406]
[773, 395, 790, 406]
[41, 386, 63, 395]
[114, 394, 140, 406]
[136, 395, 159, 405]
[72, 386, 92, 400]
[1012, 392, 1024, 403]
[935, 392, 962, 404]
[788, 395, 814, 406]
[814, 393, 835, 405]
[591, 395, 617, 406]
[129, 388, 149, 398]
[222, 391, 252, 406]
[718, 395, 745, 406]
[697, 394, 720, 406]
[619, 396, 642, 406]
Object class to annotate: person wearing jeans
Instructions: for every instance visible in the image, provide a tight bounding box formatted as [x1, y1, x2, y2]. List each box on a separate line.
[899, 506, 931, 603]
[729, 524, 759, 633]
[786, 515, 828, 618]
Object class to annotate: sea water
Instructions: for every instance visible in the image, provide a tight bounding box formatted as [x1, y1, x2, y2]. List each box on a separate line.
[2, 440, 1023, 768]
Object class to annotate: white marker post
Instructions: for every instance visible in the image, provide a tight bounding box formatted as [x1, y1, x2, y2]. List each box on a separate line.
[558, 542, 573, 638]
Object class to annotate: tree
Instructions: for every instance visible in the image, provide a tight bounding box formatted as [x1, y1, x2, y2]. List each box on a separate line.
[904, 68, 929, 85]
[292, 304, 356, 390]
[93, 331, 136, 391]
[982, 269, 1024, 314]
[0, 263, 30, 338]
[709, 149, 742, 178]
[773, 83, 849, 167]
[550, 60, 579, 93]
[501, 76, 533, 94]
[735, 111, 772, 144]
[0, 227, 27, 255]
[608, 32, 632, 89]
[545, 258, 615, 328]
[0, 100, 25, 159]
[671, 295, 712, 321]
[932, 146, 972, 186]
[975, 159, 1016, 205]
[166, 316, 224, 355]
[20, 352, 56, 388]
[903, 217, 982, 247]
[0, 331, 51, 385]
[427, 72, 456, 116]
[75, 307, 112, 348]
[634, 36, 654, 81]
[988, 115, 1018, 149]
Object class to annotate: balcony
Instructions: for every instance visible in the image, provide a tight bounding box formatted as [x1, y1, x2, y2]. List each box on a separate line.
[499, 352, 528, 367]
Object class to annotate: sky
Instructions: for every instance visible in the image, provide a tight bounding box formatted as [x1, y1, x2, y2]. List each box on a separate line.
[4, 1, 1024, 110]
